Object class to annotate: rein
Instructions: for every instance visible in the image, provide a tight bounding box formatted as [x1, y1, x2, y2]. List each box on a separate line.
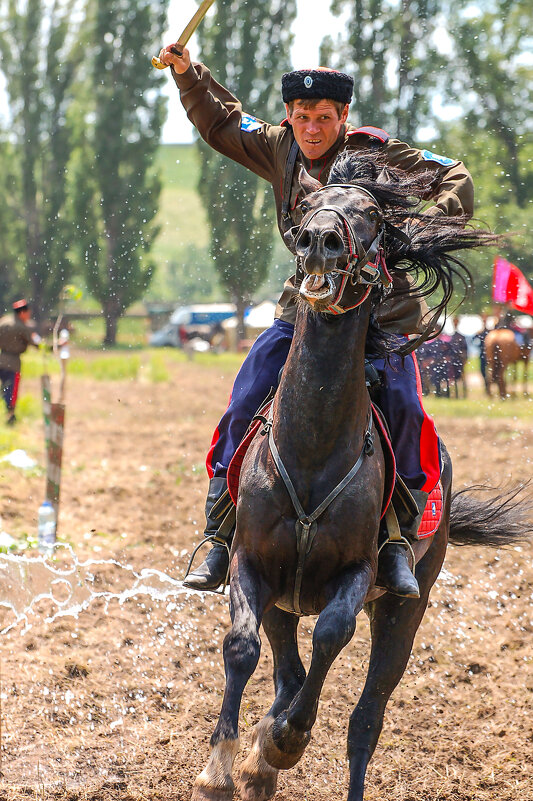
[262, 408, 375, 616]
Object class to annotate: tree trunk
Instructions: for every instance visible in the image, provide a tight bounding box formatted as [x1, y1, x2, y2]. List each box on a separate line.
[103, 300, 121, 346]
[235, 296, 247, 351]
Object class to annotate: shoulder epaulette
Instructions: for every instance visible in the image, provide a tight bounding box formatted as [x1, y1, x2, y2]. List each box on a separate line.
[347, 126, 390, 143]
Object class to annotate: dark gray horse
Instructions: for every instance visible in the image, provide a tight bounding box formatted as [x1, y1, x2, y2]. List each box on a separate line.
[190, 152, 530, 801]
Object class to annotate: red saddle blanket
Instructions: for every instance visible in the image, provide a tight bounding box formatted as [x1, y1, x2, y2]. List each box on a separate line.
[417, 482, 443, 540]
[227, 402, 442, 538]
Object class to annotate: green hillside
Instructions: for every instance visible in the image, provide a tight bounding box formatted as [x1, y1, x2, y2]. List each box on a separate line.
[153, 143, 208, 254]
[149, 143, 217, 302]
[149, 143, 293, 305]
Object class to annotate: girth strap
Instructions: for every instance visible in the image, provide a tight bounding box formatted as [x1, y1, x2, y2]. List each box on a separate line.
[267, 412, 374, 615]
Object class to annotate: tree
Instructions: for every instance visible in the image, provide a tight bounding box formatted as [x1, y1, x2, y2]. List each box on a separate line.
[72, 0, 168, 345]
[431, 0, 533, 297]
[321, 0, 444, 140]
[0, 0, 82, 322]
[0, 137, 25, 306]
[433, 123, 533, 304]
[197, 0, 297, 340]
[445, 0, 533, 210]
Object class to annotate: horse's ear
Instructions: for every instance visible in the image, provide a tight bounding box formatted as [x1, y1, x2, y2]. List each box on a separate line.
[297, 165, 322, 197]
[376, 166, 392, 184]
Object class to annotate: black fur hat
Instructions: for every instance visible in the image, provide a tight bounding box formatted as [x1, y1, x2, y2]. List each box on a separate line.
[281, 68, 353, 105]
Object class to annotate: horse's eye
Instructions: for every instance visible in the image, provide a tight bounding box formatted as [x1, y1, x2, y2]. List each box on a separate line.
[299, 201, 311, 213]
[368, 209, 378, 220]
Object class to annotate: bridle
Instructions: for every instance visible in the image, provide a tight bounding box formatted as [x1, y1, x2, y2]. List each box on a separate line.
[294, 184, 392, 314]
[295, 184, 391, 315]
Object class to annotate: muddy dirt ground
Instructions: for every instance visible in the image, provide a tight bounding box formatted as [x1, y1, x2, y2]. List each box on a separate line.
[0, 358, 532, 800]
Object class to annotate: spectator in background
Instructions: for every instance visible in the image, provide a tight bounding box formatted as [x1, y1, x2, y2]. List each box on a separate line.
[0, 299, 41, 424]
[473, 312, 490, 384]
[497, 308, 527, 346]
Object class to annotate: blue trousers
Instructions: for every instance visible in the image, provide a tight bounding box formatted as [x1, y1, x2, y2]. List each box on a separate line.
[207, 319, 440, 492]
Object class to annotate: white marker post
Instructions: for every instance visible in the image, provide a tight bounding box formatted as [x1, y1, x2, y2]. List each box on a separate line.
[41, 285, 80, 540]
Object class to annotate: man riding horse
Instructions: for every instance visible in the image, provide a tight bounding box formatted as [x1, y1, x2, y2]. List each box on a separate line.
[159, 44, 474, 599]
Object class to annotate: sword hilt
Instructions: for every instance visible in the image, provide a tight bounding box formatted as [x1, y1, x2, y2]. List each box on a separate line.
[151, 47, 183, 70]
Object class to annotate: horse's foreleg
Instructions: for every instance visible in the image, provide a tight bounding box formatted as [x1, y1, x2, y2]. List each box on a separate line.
[237, 608, 304, 801]
[192, 555, 269, 801]
[346, 535, 447, 801]
[262, 563, 373, 771]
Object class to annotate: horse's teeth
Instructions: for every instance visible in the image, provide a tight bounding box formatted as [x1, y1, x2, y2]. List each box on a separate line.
[310, 276, 325, 290]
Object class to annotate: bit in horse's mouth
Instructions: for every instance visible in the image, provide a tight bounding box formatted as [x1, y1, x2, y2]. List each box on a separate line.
[300, 273, 336, 303]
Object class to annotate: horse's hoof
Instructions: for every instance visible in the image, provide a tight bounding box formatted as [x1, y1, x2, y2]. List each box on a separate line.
[237, 717, 279, 801]
[261, 714, 311, 770]
[236, 767, 278, 801]
[192, 742, 237, 801]
[191, 783, 234, 801]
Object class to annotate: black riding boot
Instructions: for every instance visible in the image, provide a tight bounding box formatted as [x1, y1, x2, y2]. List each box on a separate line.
[375, 488, 428, 598]
[183, 477, 236, 591]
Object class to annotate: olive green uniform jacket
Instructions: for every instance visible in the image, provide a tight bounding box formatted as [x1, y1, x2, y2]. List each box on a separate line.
[172, 63, 474, 335]
[0, 315, 35, 372]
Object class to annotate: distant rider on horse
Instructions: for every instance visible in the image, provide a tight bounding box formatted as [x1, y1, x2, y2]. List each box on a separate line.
[159, 44, 474, 598]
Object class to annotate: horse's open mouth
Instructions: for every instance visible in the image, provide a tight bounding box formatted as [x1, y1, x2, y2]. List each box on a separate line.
[299, 273, 336, 305]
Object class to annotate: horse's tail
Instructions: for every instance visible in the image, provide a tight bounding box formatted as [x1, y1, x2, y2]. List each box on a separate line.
[449, 484, 533, 547]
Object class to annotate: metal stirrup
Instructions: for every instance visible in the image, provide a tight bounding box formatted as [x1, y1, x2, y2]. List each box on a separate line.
[378, 504, 416, 574]
[183, 536, 231, 594]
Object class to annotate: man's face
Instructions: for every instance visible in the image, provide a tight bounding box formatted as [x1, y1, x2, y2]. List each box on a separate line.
[286, 100, 349, 160]
[17, 309, 31, 324]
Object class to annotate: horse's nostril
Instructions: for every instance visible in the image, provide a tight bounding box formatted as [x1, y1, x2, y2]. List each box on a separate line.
[323, 232, 344, 255]
[296, 230, 312, 253]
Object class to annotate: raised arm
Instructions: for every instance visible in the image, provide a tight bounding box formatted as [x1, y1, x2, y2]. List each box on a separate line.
[159, 44, 279, 182]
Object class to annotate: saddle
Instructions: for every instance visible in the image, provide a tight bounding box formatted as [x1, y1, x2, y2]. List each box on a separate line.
[227, 401, 443, 540]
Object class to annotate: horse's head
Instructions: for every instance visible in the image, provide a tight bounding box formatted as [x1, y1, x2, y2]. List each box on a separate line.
[284, 166, 387, 313]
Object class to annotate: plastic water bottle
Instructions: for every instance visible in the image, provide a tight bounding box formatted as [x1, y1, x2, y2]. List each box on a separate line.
[38, 500, 56, 555]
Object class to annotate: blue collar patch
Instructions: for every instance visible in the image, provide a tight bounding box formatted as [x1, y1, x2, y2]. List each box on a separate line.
[421, 149, 456, 167]
[241, 113, 263, 132]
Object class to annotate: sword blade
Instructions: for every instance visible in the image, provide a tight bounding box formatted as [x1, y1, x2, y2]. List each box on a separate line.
[152, 0, 216, 69]
[177, 0, 216, 47]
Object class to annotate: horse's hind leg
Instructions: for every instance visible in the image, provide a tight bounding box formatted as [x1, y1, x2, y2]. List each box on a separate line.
[262, 563, 373, 771]
[238, 608, 304, 801]
[192, 556, 269, 801]
[346, 535, 446, 801]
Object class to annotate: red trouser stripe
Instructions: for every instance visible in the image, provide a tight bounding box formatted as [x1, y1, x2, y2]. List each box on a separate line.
[412, 353, 441, 492]
[10, 372, 21, 411]
[205, 393, 232, 479]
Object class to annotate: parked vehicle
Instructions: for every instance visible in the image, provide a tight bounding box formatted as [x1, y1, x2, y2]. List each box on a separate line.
[149, 304, 236, 348]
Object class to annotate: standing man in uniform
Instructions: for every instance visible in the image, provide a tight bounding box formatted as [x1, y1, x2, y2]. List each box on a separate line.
[0, 299, 41, 424]
[158, 44, 474, 598]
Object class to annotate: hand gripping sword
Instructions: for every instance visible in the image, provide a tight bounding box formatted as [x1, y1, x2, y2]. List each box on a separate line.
[152, 0, 216, 70]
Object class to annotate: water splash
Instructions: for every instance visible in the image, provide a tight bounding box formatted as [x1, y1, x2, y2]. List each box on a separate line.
[0, 544, 208, 635]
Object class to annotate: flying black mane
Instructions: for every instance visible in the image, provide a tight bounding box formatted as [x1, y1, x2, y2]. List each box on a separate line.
[327, 150, 500, 335]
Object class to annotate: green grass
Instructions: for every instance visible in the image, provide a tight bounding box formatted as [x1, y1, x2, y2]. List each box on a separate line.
[424, 391, 533, 420]
[69, 354, 141, 381]
[148, 352, 170, 382]
[20, 345, 246, 384]
[159, 347, 245, 371]
[17, 347, 533, 420]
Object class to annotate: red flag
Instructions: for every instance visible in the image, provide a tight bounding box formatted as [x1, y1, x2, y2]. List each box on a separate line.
[493, 256, 533, 314]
